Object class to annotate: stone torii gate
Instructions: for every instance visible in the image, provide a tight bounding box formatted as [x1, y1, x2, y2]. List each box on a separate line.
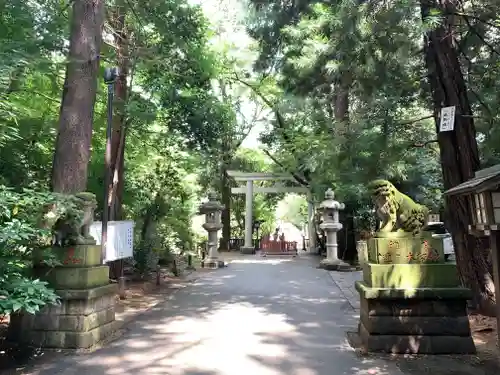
[227, 170, 316, 254]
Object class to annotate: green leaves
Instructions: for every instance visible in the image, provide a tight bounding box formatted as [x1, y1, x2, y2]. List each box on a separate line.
[244, 0, 447, 214]
[0, 187, 77, 315]
[422, 8, 444, 31]
[0, 278, 60, 316]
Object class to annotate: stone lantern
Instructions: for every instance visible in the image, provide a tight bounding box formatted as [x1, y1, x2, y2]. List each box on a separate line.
[319, 188, 350, 270]
[444, 163, 500, 349]
[199, 191, 226, 269]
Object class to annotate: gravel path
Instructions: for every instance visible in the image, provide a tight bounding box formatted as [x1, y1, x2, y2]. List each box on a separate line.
[28, 256, 404, 375]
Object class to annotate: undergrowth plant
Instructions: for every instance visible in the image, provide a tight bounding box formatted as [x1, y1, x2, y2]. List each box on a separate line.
[0, 186, 79, 317]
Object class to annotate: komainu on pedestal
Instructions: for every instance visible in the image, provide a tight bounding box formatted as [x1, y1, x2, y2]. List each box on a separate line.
[354, 180, 475, 354]
[8, 193, 117, 349]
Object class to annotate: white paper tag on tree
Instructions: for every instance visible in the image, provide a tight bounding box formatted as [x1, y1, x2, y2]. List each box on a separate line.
[439, 106, 456, 132]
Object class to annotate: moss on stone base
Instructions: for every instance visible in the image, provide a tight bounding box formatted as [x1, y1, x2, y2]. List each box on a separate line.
[362, 263, 460, 289]
[367, 234, 444, 264]
[35, 265, 109, 290]
[8, 283, 118, 349]
[34, 245, 102, 268]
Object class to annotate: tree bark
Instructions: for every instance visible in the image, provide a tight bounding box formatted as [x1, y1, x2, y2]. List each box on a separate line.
[51, 0, 104, 193]
[108, 1, 129, 221]
[420, 0, 495, 315]
[107, 1, 130, 280]
[218, 81, 233, 251]
[333, 76, 350, 125]
[334, 73, 352, 172]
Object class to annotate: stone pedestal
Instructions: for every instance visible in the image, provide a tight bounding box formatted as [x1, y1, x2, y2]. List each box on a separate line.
[356, 282, 475, 354]
[355, 232, 475, 354]
[8, 244, 117, 349]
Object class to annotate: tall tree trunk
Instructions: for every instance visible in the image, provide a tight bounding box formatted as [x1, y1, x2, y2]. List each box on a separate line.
[107, 1, 130, 280]
[376, 110, 390, 177]
[51, 0, 104, 193]
[420, 0, 495, 315]
[218, 80, 232, 251]
[109, 1, 129, 221]
[333, 75, 350, 126]
[334, 73, 351, 171]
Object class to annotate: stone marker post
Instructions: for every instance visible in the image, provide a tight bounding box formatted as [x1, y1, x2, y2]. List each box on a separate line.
[200, 192, 226, 269]
[319, 188, 350, 271]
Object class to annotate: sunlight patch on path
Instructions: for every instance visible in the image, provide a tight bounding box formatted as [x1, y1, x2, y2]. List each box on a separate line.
[230, 259, 294, 265]
[155, 302, 300, 375]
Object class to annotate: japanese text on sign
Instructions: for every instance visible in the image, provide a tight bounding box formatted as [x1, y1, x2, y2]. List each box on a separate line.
[439, 106, 456, 132]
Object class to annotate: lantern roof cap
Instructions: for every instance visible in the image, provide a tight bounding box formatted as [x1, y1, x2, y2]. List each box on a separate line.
[444, 164, 500, 196]
[198, 191, 224, 213]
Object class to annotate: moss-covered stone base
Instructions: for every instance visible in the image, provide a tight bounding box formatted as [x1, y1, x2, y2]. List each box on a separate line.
[34, 265, 109, 290]
[33, 245, 102, 268]
[355, 281, 475, 354]
[368, 232, 444, 264]
[8, 283, 118, 349]
[363, 263, 460, 289]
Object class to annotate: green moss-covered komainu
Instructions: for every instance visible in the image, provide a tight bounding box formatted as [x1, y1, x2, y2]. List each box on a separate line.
[368, 179, 429, 235]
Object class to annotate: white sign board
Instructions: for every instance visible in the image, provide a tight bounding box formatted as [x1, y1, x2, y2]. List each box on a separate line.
[443, 236, 454, 255]
[428, 214, 440, 223]
[89, 220, 134, 262]
[439, 106, 456, 132]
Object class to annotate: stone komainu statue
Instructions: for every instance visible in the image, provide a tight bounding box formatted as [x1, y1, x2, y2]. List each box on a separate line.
[367, 179, 429, 235]
[44, 192, 97, 246]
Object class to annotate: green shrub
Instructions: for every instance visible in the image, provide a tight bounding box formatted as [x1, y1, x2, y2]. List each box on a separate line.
[0, 186, 75, 316]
